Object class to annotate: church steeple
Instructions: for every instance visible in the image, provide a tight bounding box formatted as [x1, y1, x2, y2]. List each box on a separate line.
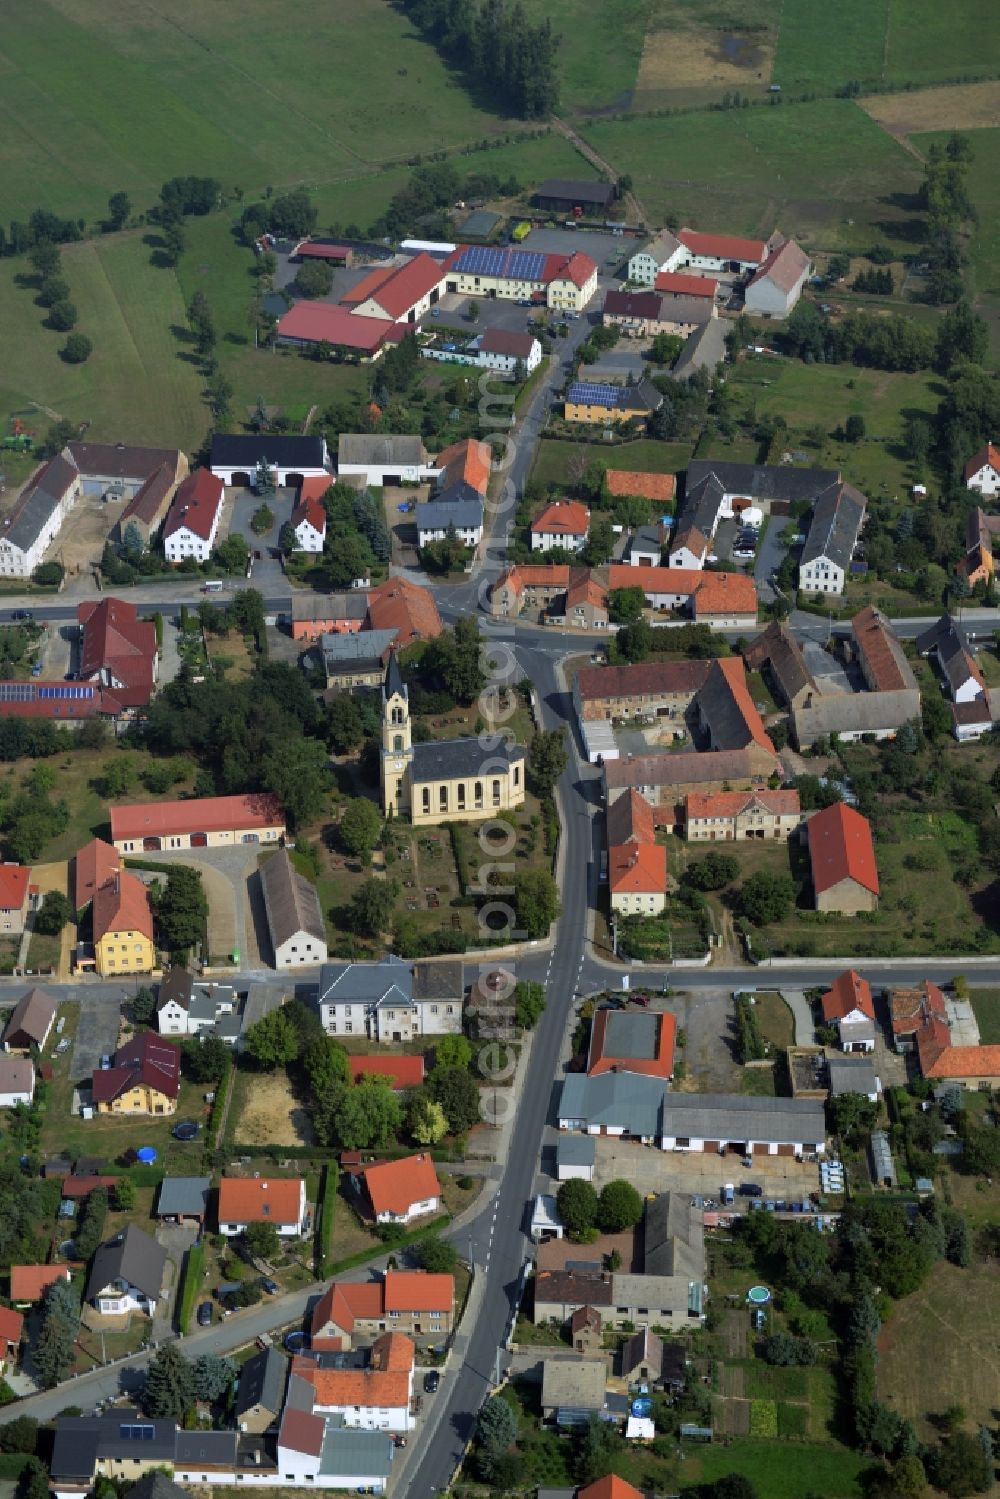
[380, 652, 411, 816]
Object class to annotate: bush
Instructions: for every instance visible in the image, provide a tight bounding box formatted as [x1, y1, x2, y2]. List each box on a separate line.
[32, 561, 64, 587]
[749, 1399, 778, 1437]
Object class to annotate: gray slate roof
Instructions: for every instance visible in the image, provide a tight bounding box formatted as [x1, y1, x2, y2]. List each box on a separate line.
[800, 481, 866, 570]
[792, 687, 920, 746]
[4, 454, 78, 553]
[174, 1430, 239, 1466]
[643, 1191, 704, 1281]
[660, 1091, 826, 1144]
[156, 1176, 211, 1218]
[292, 592, 368, 622]
[260, 849, 326, 949]
[157, 967, 194, 1013]
[410, 735, 524, 785]
[2, 986, 56, 1047]
[827, 1055, 879, 1097]
[318, 955, 412, 1007]
[415, 497, 484, 531]
[320, 1425, 394, 1479]
[558, 1071, 666, 1136]
[85, 1223, 167, 1303]
[556, 1134, 596, 1166]
[51, 1409, 175, 1481]
[596, 1009, 659, 1061]
[541, 1358, 607, 1410]
[125, 1475, 191, 1499]
[235, 1344, 288, 1419]
[686, 459, 839, 504]
[320, 628, 397, 667]
[672, 316, 727, 379]
[338, 434, 427, 467]
[412, 959, 465, 1002]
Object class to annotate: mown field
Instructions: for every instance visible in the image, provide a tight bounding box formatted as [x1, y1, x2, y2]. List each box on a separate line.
[580, 99, 924, 250]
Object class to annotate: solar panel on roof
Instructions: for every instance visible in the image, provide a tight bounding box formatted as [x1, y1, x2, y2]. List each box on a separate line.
[567, 382, 623, 408]
[454, 246, 546, 282]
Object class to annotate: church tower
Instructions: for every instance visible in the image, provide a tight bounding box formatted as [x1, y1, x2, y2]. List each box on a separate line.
[380, 653, 412, 817]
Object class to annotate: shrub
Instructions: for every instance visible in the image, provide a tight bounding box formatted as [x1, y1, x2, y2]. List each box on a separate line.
[750, 1399, 778, 1437]
[62, 333, 93, 364]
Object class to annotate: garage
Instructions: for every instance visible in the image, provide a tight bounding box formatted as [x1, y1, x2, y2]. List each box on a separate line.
[752, 1142, 770, 1155]
[190, 832, 208, 848]
[143, 837, 162, 852]
[231, 471, 252, 488]
[702, 1141, 720, 1154]
[777, 1144, 796, 1157]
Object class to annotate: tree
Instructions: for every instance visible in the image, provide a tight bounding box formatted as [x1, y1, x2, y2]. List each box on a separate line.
[925, 1432, 993, 1497]
[467, 299, 480, 323]
[29, 242, 61, 278]
[296, 260, 334, 298]
[684, 851, 739, 891]
[142, 1343, 195, 1420]
[326, 695, 366, 753]
[348, 877, 397, 938]
[34, 890, 73, 935]
[556, 1178, 598, 1237]
[514, 980, 545, 1028]
[739, 871, 795, 925]
[845, 413, 866, 442]
[477, 1393, 517, 1458]
[528, 728, 568, 796]
[581, 517, 614, 568]
[415, 1235, 458, 1273]
[574, 1414, 623, 1484]
[154, 865, 208, 952]
[429, 1065, 481, 1133]
[250, 503, 274, 535]
[37, 277, 70, 308]
[302, 1034, 349, 1095]
[32, 1293, 76, 1389]
[216, 533, 250, 574]
[182, 1035, 231, 1083]
[187, 290, 216, 359]
[73, 1187, 108, 1262]
[409, 1094, 448, 1145]
[321, 1077, 403, 1150]
[162, 219, 186, 266]
[114, 1177, 136, 1212]
[0, 1416, 38, 1455]
[261, 736, 329, 830]
[614, 617, 654, 663]
[608, 586, 646, 624]
[243, 1008, 300, 1070]
[61, 331, 93, 364]
[193, 1355, 236, 1403]
[48, 300, 77, 331]
[762, 1332, 816, 1365]
[513, 869, 560, 938]
[246, 1219, 280, 1260]
[435, 1035, 472, 1070]
[829, 1091, 878, 1145]
[206, 370, 234, 426]
[935, 301, 989, 374]
[340, 798, 383, 861]
[597, 1179, 643, 1232]
[107, 192, 131, 230]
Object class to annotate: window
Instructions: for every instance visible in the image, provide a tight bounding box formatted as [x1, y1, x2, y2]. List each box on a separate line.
[457, 783, 466, 811]
[439, 785, 448, 812]
[393, 734, 403, 752]
[492, 778, 501, 806]
[422, 788, 431, 814]
[474, 781, 483, 809]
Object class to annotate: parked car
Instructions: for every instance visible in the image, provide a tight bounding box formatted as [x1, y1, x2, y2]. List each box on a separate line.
[261, 1278, 280, 1296]
[721, 1183, 735, 1206]
[11, 610, 32, 622]
[629, 992, 651, 1007]
[197, 1302, 213, 1327]
[739, 1183, 763, 1198]
[424, 1370, 440, 1393]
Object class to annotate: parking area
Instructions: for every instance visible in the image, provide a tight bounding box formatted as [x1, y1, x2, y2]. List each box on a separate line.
[36, 622, 74, 679]
[592, 1134, 823, 1203]
[223, 484, 295, 586]
[71, 992, 123, 1082]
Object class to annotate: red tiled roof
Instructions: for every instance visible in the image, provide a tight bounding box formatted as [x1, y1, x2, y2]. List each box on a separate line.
[609, 841, 668, 895]
[279, 1406, 325, 1457]
[311, 1280, 384, 1341]
[361, 1154, 441, 1217]
[60, 1175, 118, 1199]
[915, 1015, 954, 1075]
[365, 576, 443, 649]
[821, 969, 875, 1024]
[383, 1270, 453, 1313]
[589, 1008, 675, 1078]
[295, 242, 351, 261]
[606, 470, 676, 502]
[162, 467, 224, 544]
[577, 657, 711, 702]
[686, 789, 800, 821]
[556, 250, 598, 289]
[890, 981, 947, 1038]
[371, 1330, 415, 1371]
[436, 438, 491, 496]
[291, 477, 328, 537]
[492, 564, 571, 598]
[218, 1176, 303, 1227]
[606, 789, 656, 846]
[344, 253, 444, 320]
[748, 238, 810, 294]
[91, 869, 153, 946]
[10, 1265, 69, 1303]
[964, 443, 1000, 482]
[808, 802, 879, 897]
[292, 1338, 413, 1409]
[852, 607, 914, 692]
[710, 657, 775, 752]
[579, 1476, 644, 1499]
[693, 571, 758, 618]
[679, 229, 766, 263]
[531, 499, 590, 536]
[923, 1042, 1000, 1080]
[654, 271, 718, 298]
[77, 597, 157, 707]
[479, 327, 537, 359]
[91, 1033, 179, 1103]
[348, 1055, 425, 1089]
[75, 838, 119, 908]
[110, 793, 284, 843]
[565, 570, 608, 611]
[277, 301, 396, 351]
[0, 1306, 23, 1355]
[0, 865, 29, 913]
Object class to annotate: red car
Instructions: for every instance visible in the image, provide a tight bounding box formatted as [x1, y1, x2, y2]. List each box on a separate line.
[629, 992, 651, 1007]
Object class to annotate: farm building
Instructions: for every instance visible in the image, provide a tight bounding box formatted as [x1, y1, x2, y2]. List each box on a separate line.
[110, 793, 285, 853]
[258, 849, 328, 969]
[210, 434, 331, 487]
[808, 802, 879, 913]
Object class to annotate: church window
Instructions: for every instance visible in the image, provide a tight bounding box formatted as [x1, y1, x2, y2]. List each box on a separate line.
[422, 788, 430, 814]
[393, 735, 403, 752]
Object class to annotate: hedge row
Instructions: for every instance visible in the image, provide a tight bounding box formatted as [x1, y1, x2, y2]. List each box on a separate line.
[176, 1240, 205, 1334]
[203, 1057, 233, 1167]
[315, 1163, 339, 1279]
[327, 1214, 451, 1278]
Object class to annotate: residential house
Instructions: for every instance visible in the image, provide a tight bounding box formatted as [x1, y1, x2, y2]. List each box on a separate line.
[235, 1345, 288, 1432]
[658, 1092, 827, 1156]
[684, 788, 802, 841]
[564, 379, 662, 427]
[916, 613, 999, 740]
[601, 289, 712, 339]
[415, 495, 483, 548]
[310, 1269, 454, 1350]
[317, 955, 463, 1041]
[799, 482, 867, 595]
[531, 499, 591, 553]
[914, 1017, 1000, 1091]
[964, 442, 1000, 496]
[670, 459, 840, 571]
[744, 238, 811, 317]
[259, 849, 328, 969]
[620, 1328, 668, 1387]
[0, 1057, 34, 1107]
[2, 986, 55, 1052]
[10, 1264, 69, 1306]
[210, 434, 331, 488]
[957, 506, 1000, 587]
[603, 749, 764, 810]
[488, 563, 571, 618]
[890, 980, 948, 1053]
[354, 1153, 441, 1225]
[588, 1009, 676, 1081]
[0, 1308, 23, 1372]
[85, 1225, 166, 1316]
[155, 1177, 210, 1225]
[337, 435, 430, 487]
[92, 868, 155, 977]
[290, 477, 329, 552]
[477, 327, 542, 376]
[625, 522, 669, 566]
[0, 680, 122, 722]
[319, 629, 398, 691]
[562, 570, 609, 629]
[110, 793, 285, 854]
[49, 1411, 180, 1498]
[574, 658, 711, 723]
[76, 836, 120, 910]
[540, 1359, 608, 1426]
[534, 179, 616, 214]
[0, 867, 31, 939]
[442, 243, 597, 312]
[91, 1035, 180, 1115]
[379, 654, 525, 823]
[155, 968, 196, 1036]
[162, 468, 225, 563]
[655, 270, 718, 302]
[78, 598, 159, 709]
[347, 1055, 425, 1089]
[604, 563, 758, 626]
[0, 453, 82, 577]
[276, 1409, 394, 1490]
[116, 463, 182, 548]
[628, 230, 684, 286]
[609, 838, 668, 918]
[570, 1305, 603, 1354]
[821, 970, 876, 1053]
[290, 1332, 415, 1431]
[808, 802, 879, 913]
[343, 253, 445, 323]
[743, 620, 819, 712]
[217, 1176, 306, 1238]
[416, 437, 491, 547]
[365, 576, 443, 649]
[291, 591, 368, 641]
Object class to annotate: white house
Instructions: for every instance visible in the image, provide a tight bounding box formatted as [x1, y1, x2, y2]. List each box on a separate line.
[964, 443, 1000, 496]
[210, 434, 331, 487]
[290, 479, 328, 553]
[299, 1333, 416, 1432]
[277, 1408, 395, 1488]
[0, 1056, 34, 1107]
[163, 467, 224, 563]
[337, 434, 433, 486]
[0, 454, 81, 578]
[357, 1154, 442, 1226]
[627, 231, 683, 286]
[259, 849, 328, 970]
[477, 327, 542, 376]
[676, 229, 767, 275]
[799, 481, 866, 596]
[530, 499, 590, 553]
[744, 238, 812, 319]
[217, 1177, 307, 1238]
[84, 1226, 166, 1317]
[317, 957, 463, 1040]
[415, 498, 483, 548]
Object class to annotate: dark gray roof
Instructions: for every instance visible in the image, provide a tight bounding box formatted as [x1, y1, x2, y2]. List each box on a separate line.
[236, 1345, 288, 1418]
[621, 1327, 664, 1378]
[292, 592, 368, 622]
[412, 959, 465, 1002]
[792, 688, 920, 746]
[174, 1430, 239, 1465]
[260, 849, 326, 949]
[384, 652, 405, 699]
[599, 1010, 659, 1060]
[827, 1055, 879, 1097]
[156, 1176, 211, 1218]
[338, 434, 427, 467]
[674, 472, 725, 544]
[318, 955, 412, 1007]
[242, 982, 281, 1034]
[125, 1475, 191, 1499]
[629, 523, 665, 556]
[4, 454, 78, 552]
[800, 481, 866, 570]
[643, 1191, 704, 1280]
[459, 209, 503, 239]
[319, 1426, 395, 1479]
[744, 621, 818, 705]
[2, 986, 56, 1047]
[211, 434, 327, 468]
[915, 613, 961, 657]
[320, 628, 397, 667]
[558, 1072, 666, 1136]
[157, 966, 194, 1012]
[68, 442, 180, 481]
[915, 614, 978, 695]
[536, 179, 615, 207]
[85, 1223, 166, 1303]
[621, 379, 663, 414]
[694, 660, 761, 751]
[556, 1134, 596, 1166]
[661, 1092, 826, 1143]
[672, 315, 727, 378]
[51, 1410, 176, 1481]
[410, 735, 524, 785]
[416, 497, 484, 531]
[686, 459, 839, 504]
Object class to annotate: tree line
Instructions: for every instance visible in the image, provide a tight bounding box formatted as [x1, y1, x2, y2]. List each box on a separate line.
[397, 0, 560, 118]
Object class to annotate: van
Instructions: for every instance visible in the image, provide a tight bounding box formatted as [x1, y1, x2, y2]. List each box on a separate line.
[202, 580, 224, 593]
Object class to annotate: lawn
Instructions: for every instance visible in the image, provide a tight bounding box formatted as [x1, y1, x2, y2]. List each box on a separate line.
[531, 437, 693, 491]
[680, 1438, 866, 1498]
[523, 0, 650, 113]
[40, 1062, 213, 1166]
[754, 992, 795, 1050]
[0, 232, 206, 451]
[580, 100, 924, 252]
[969, 988, 1000, 1045]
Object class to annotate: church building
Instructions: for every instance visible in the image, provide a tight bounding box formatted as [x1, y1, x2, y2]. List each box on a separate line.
[379, 655, 526, 825]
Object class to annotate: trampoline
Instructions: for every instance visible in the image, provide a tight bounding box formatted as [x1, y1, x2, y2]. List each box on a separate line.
[172, 1121, 199, 1141]
[631, 1398, 653, 1418]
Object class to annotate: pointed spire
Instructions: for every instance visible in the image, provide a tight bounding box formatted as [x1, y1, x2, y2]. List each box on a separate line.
[385, 651, 405, 699]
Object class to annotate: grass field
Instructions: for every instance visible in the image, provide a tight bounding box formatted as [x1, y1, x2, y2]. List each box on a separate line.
[679, 1438, 865, 1498]
[531, 437, 693, 490]
[969, 988, 1000, 1044]
[580, 100, 924, 251]
[525, 0, 652, 113]
[632, 0, 777, 112]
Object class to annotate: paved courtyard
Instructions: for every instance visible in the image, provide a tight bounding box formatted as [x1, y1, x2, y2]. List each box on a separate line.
[591, 1134, 823, 1203]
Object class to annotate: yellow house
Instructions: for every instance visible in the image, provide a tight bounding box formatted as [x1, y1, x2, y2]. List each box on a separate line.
[379, 655, 525, 825]
[93, 869, 155, 977]
[564, 379, 662, 427]
[92, 1033, 180, 1115]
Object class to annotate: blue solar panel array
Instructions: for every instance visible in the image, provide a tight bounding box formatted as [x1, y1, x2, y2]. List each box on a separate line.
[0, 682, 96, 703]
[567, 382, 624, 407]
[454, 246, 546, 282]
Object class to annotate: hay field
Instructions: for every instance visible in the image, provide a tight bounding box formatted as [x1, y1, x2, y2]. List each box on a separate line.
[232, 1071, 317, 1147]
[863, 80, 1000, 140]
